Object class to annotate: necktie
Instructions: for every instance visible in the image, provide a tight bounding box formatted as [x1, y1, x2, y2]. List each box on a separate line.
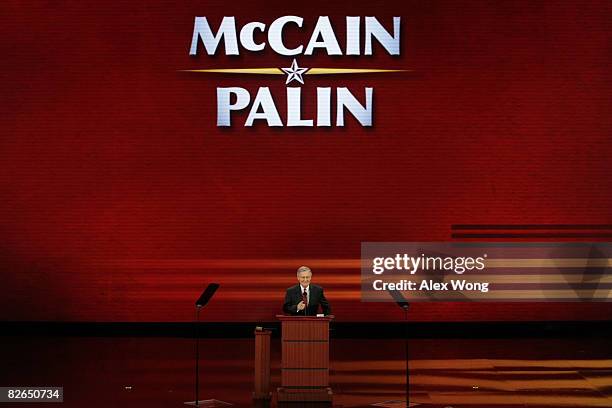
[302, 289, 308, 308]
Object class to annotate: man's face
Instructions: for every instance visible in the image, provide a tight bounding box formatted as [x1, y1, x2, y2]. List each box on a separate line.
[297, 271, 312, 288]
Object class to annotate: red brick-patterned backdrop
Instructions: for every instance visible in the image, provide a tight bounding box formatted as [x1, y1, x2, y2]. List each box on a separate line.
[1, 1, 611, 321]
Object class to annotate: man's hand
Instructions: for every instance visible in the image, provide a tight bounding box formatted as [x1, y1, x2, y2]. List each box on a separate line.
[297, 301, 305, 311]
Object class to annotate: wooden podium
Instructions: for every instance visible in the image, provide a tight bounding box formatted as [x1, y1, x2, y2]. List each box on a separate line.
[253, 328, 272, 400]
[276, 315, 334, 403]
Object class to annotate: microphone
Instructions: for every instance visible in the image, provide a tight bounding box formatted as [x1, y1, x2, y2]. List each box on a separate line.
[195, 283, 220, 309]
[302, 289, 308, 316]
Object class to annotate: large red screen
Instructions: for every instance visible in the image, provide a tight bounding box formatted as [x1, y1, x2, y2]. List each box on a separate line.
[2, 1, 611, 321]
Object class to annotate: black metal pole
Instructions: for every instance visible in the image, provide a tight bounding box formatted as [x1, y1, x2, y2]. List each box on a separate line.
[195, 307, 201, 407]
[404, 307, 409, 407]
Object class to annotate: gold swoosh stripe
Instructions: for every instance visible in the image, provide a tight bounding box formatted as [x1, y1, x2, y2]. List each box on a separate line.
[181, 68, 283, 74]
[308, 68, 408, 74]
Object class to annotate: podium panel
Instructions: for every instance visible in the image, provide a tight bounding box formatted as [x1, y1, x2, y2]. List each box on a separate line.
[282, 320, 329, 341]
[282, 342, 328, 368]
[277, 315, 334, 403]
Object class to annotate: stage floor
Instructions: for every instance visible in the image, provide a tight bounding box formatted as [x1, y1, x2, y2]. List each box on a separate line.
[0, 336, 610, 407]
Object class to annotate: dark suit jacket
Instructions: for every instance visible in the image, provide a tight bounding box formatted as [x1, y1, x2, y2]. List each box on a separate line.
[283, 284, 331, 316]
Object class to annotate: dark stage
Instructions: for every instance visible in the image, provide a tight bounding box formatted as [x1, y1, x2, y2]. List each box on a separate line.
[1, 323, 610, 408]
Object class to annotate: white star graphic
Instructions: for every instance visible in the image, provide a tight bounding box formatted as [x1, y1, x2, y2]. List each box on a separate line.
[281, 59, 309, 85]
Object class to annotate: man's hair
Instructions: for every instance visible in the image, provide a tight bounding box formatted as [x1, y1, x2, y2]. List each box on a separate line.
[297, 266, 312, 275]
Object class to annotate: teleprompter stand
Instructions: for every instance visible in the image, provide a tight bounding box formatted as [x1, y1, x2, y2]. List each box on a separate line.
[370, 290, 422, 408]
[184, 283, 231, 408]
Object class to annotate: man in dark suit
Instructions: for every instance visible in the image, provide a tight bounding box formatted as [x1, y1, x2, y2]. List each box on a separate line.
[283, 266, 331, 316]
